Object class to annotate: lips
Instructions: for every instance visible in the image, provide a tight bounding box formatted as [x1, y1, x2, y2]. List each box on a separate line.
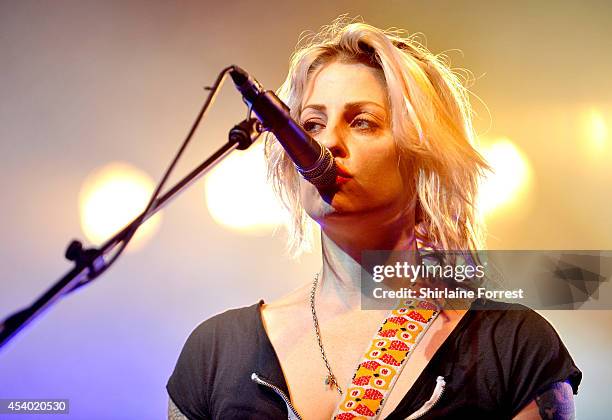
[317, 161, 352, 194]
[334, 162, 352, 186]
[334, 162, 352, 178]
[335, 175, 351, 185]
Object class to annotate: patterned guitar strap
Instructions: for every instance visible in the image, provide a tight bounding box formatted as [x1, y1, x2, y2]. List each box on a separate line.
[332, 298, 440, 420]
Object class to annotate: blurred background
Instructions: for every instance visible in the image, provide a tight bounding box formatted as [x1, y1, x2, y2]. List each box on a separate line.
[0, 0, 610, 418]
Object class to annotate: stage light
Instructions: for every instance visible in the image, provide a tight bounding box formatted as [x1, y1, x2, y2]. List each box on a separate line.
[478, 138, 532, 216]
[78, 162, 162, 251]
[584, 108, 608, 153]
[204, 142, 286, 233]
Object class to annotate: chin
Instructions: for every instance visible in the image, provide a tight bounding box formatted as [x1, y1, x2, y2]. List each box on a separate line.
[305, 200, 341, 224]
[308, 201, 376, 225]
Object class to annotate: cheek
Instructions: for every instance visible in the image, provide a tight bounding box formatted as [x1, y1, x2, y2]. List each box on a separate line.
[372, 165, 407, 203]
[360, 146, 413, 209]
[359, 147, 405, 190]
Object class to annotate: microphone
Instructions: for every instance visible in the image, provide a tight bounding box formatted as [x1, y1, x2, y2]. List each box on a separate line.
[229, 66, 337, 189]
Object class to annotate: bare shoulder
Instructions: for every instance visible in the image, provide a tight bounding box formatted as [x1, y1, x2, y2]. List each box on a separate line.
[260, 282, 311, 343]
[261, 281, 311, 315]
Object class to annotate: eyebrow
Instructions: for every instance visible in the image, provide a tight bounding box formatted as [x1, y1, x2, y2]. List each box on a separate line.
[301, 101, 387, 115]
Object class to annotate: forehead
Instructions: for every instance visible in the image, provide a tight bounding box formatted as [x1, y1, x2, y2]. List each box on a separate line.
[301, 61, 388, 110]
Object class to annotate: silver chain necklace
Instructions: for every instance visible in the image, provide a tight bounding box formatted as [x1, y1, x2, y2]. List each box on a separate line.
[310, 272, 343, 395]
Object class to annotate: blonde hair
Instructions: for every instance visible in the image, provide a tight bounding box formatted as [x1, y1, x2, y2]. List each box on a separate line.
[265, 18, 490, 257]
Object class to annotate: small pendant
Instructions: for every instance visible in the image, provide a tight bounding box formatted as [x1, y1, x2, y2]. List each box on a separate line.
[325, 375, 343, 395]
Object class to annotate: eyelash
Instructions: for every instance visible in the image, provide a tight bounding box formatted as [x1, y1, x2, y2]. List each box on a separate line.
[301, 116, 380, 134]
[351, 117, 379, 132]
[302, 120, 324, 134]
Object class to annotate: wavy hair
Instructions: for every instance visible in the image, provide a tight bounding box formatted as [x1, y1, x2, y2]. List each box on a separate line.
[265, 18, 490, 257]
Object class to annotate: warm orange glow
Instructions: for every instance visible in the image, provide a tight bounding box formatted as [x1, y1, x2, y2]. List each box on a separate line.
[78, 162, 162, 251]
[583, 108, 608, 153]
[204, 142, 286, 233]
[478, 138, 532, 216]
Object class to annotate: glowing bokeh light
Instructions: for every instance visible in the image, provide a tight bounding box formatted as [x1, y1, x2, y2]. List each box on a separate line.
[204, 143, 286, 233]
[478, 138, 532, 216]
[79, 162, 162, 251]
[584, 108, 608, 153]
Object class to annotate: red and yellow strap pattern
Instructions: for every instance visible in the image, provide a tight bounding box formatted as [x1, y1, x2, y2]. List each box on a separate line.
[333, 299, 440, 420]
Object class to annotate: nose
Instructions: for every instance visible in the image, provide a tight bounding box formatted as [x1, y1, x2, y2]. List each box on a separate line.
[319, 121, 348, 159]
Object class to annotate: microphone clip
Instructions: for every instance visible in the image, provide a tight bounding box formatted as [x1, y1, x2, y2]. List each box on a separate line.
[228, 118, 264, 150]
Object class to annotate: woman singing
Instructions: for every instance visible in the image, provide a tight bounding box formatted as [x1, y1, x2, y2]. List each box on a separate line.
[167, 19, 581, 419]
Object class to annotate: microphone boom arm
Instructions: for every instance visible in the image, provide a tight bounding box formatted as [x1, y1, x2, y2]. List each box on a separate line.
[0, 66, 262, 350]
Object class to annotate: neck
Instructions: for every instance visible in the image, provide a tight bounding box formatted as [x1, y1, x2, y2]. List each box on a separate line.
[317, 212, 418, 310]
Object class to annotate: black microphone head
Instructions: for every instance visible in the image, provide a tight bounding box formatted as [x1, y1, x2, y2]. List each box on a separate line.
[229, 66, 262, 103]
[296, 146, 337, 190]
[229, 66, 249, 86]
[228, 66, 336, 189]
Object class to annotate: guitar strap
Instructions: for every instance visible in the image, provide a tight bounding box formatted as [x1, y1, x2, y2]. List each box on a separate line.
[333, 298, 440, 420]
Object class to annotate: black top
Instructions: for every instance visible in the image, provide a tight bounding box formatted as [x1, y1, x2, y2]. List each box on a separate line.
[167, 299, 582, 419]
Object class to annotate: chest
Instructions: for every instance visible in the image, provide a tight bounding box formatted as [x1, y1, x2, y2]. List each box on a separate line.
[263, 307, 466, 419]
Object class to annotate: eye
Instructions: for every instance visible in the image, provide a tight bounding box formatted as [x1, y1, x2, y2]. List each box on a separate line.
[302, 120, 325, 134]
[350, 115, 380, 132]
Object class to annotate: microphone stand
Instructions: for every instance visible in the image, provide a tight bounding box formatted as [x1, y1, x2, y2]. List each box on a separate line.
[0, 66, 263, 350]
